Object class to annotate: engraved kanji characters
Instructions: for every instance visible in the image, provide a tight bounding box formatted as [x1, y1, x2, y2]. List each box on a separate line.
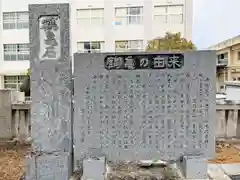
[124, 56, 136, 69]
[153, 56, 166, 68]
[105, 56, 124, 69]
[104, 54, 184, 70]
[167, 54, 184, 69]
[40, 16, 59, 59]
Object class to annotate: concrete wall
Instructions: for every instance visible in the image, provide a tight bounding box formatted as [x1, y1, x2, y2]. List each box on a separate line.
[0, 90, 12, 139]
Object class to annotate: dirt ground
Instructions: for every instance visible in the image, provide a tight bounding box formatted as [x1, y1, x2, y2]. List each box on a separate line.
[0, 145, 29, 180]
[209, 141, 240, 164]
[1, 142, 240, 180]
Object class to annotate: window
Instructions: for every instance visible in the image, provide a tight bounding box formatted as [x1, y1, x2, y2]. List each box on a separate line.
[217, 53, 228, 65]
[76, 8, 104, 26]
[4, 44, 30, 61]
[238, 51, 240, 60]
[77, 41, 104, 53]
[154, 5, 183, 24]
[4, 75, 26, 91]
[115, 7, 143, 25]
[115, 40, 143, 52]
[3, 11, 29, 29]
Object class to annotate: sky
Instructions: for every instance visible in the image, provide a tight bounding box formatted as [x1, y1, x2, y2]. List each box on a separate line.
[193, 0, 240, 49]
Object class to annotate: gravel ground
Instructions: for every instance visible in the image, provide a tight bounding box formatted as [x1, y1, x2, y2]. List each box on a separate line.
[209, 141, 240, 164]
[0, 145, 29, 180]
[1, 141, 240, 180]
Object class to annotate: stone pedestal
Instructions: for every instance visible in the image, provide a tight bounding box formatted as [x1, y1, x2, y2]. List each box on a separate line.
[82, 157, 106, 180]
[178, 156, 208, 179]
[25, 152, 71, 180]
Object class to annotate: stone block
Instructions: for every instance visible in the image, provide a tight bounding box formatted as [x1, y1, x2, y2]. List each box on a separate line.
[25, 152, 71, 180]
[82, 157, 106, 180]
[220, 164, 240, 176]
[179, 156, 207, 179]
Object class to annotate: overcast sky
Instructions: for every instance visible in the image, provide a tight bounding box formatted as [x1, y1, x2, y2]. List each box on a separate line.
[193, 0, 240, 49]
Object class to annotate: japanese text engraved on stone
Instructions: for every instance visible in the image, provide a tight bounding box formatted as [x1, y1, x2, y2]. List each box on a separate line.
[104, 54, 184, 70]
[73, 52, 215, 162]
[39, 15, 61, 60]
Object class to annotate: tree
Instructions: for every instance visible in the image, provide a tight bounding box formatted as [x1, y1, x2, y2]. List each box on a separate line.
[20, 68, 30, 97]
[146, 32, 196, 52]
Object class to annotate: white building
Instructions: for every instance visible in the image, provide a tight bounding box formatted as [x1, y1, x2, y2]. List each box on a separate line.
[0, 0, 193, 91]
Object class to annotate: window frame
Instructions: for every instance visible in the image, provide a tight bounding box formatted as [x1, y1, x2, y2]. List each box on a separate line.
[4, 43, 30, 61]
[154, 5, 184, 24]
[77, 41, 105, 53]
[3, 11, 29, 29]
[238, 51, 240, 60]
[115, 40, 143, 52]
[76, 8, 104, 26]
[4, 75, 26, 91]
[115, 6, 143, 25]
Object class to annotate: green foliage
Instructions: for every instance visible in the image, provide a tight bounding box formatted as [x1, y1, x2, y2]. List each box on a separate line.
[20, 69, 30, 96]
[146, 32, 196, 52]
[26, 68, 30, 76]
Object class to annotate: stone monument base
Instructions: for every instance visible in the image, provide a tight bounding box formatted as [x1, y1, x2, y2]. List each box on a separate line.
[25, 152, 71, 180]
[178, 156, 208, 179]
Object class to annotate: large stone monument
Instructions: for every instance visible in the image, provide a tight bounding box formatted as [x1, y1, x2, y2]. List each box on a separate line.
[73, 51, 216, 179]
[26, 3, 72, 179]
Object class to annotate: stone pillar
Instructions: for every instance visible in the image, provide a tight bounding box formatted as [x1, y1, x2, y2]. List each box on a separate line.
[19, 110, 27, 140]
[15, 110, 20, 138]
[26, 110, 31, 137]
[226, 110, 237, 138]
[26, 3, 72, 180]
[227, 49, 232, 81]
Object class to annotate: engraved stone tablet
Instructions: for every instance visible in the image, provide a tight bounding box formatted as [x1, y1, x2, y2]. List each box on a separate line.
[73, 52, 216, 164]
[27, 3, 72, 180]
[29, 3, 71, 153]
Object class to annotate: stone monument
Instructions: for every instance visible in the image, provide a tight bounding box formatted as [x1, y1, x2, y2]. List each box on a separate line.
[26, 3, 72, 180]
[73, 51, 216, 179]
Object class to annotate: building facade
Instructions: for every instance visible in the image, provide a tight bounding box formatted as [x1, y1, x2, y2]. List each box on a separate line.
[209, 35, 240, 93]
[0, 0, 193, 91]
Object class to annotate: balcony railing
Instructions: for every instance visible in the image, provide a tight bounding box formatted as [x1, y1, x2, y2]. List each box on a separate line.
[217, 59, 228, 66]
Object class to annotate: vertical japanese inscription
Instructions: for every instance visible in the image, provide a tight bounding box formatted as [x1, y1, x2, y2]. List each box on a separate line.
[39, 15, 61, 60]
[74, 51, 215, 162]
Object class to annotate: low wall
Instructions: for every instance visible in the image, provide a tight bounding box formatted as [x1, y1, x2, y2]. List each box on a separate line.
[0, 89, 30, 141]
[0, 90, 12, 139]
[1, 91, 240, 140]
[216, 104, 240, 138]
[8, 104, 240, 141]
